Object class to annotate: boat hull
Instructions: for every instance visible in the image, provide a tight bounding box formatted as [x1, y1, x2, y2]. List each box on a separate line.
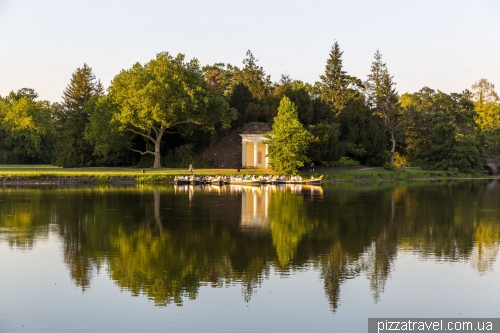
[225, 180, 261, 186]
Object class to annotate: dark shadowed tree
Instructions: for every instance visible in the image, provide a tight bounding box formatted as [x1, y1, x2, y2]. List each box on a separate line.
[54, 64, 103, 167]
[229, 83, 255, 127]
[232, 50, 271, 100]
[337, 96, 389, 166]
[308, 123, 341, 165]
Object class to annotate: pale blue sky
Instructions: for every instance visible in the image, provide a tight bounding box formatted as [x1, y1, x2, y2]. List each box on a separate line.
[1, 0, 499, 102]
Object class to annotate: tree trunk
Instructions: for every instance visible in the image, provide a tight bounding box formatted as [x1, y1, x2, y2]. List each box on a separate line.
[390, 132, 396, 165]
[153, 127, 165, 168]
[153, 190, 163, 234]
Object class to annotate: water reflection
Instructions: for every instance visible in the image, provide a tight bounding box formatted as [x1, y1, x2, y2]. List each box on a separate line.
[1, 180, 500, 311]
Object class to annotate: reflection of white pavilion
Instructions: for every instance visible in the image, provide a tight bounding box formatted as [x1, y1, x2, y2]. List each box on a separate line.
[172, 183, 323, 232]
[240, 134, 269, 169]
[240, 186, 270, 230]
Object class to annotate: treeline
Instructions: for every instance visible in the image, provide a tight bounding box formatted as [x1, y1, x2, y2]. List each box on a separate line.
[1, 42, 499, 172]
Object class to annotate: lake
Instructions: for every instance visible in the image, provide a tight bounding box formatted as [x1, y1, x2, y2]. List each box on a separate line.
[1, 180, 499, 332]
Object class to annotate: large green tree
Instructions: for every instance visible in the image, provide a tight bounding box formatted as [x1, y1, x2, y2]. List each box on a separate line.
[107, 52, 236, 168]
[401, 88, 482, 172]
[365, 50, 402, 165]
[467, 79, 500, 157]
[54, 64, 103, 167]
[266, 97, 312, 174]
[0, 89, 55, 163]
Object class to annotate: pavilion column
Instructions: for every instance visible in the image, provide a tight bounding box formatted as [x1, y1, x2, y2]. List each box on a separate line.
[253, 142, 258, 168]
[253, 191, 257, 218]
[241, 192, 247, 215]
[241, 141, 246, 168]
[264, 189, 269, 219]
[265, 144, 269, 168]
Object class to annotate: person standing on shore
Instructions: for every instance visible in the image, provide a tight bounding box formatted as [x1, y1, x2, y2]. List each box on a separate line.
[189, 164, 193, 173]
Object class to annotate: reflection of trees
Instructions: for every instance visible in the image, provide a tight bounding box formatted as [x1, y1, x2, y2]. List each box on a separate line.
[0, 189, 51, 249]
[268, 190, 316, 267]
[470, 221, 500, 275]
[55, 189, 124, 291]
[470, 180, 500, 274]
[236, 258, 270, 303]
[315, 185, 397, 310]
[105, 189, 238, 306]
[108, 227, 222, 305]
[397, 183, 477, 259]
[319, 241, 359, 311]
[1, 181, 500, 311]
[359, 229, 398, 302]
[361, 190, 399, 302]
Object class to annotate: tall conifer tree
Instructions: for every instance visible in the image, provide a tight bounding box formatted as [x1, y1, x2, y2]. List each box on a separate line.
[365, 50, 402, 165]
[54, 64, 102, 167]
[320, 41, 359, 115]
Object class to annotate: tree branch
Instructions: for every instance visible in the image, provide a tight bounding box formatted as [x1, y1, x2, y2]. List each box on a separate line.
[168, 120, 204, 127]
[130, 147, 154, 155]
[151, 125, 159, 137]
[125, 128, 154, 142]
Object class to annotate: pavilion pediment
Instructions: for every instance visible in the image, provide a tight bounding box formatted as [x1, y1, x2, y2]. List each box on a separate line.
[240, 134, 268, 143]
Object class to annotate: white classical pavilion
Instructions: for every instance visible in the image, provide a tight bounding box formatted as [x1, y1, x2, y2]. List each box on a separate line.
[240, 134, 269, 169]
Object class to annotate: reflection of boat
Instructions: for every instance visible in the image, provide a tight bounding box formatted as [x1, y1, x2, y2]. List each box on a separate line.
[276, 175, 323, 185]
[226, 180, 261, 186]
[276, 179, 301, 184]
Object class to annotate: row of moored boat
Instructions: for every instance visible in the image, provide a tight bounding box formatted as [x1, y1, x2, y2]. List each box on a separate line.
[174, 175, 323, 185]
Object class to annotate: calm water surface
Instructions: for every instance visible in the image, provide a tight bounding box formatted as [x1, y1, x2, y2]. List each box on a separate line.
[1, 181, 500, 332]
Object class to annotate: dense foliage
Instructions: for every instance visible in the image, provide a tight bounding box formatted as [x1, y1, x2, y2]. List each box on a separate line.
[0, 89, 55, 163]
[1, 44, 498, 172]
[266, 97, 312, 175]
[97, 52, 236, 168]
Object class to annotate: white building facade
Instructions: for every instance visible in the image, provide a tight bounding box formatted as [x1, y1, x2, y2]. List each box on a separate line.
[240, 134, 269, 169]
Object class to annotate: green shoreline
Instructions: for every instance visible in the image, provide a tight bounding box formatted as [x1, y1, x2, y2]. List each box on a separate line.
[0, 165, 495, 184]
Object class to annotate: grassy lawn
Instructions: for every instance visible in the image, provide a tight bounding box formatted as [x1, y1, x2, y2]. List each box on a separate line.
[0, 165, 266, 175]
[322, 167, 457, 181]
[0, 165, 492, 182]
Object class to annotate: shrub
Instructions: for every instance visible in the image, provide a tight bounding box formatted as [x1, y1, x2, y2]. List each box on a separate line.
[383, 162, 395, 171]
[394, 152, 408, 167]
